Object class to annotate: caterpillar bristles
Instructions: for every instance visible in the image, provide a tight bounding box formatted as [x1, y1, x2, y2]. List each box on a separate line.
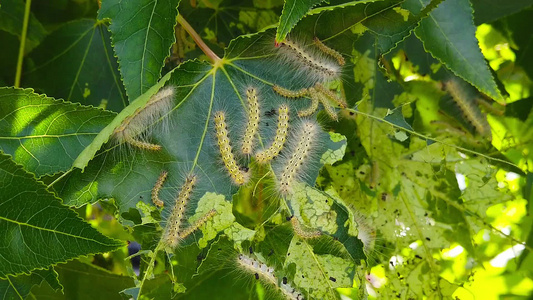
[151, 170, 168, 208]
[278, 121, 318, 195]
[317, 92, 338, 121]
[113, 86, 175, 150]
[214, 111, 250, 185]
[163, 175, 197, 250]
[444, 78, 491, 139]
[237, 253, 304, 300]
[273, 85, 308, 98]
[242, 87, 260, 155]
[313, 37, 345, 66]
[177, 209, 217, 240]
[255, 104, 289, 164]
[278, 39, 341, 83]
[290, 216, 322, 239]
[314, 83, 347, 108]
[298, 87, 320, 117]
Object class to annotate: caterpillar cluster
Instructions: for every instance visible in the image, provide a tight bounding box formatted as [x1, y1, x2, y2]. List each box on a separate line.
[274, 38, 347, 120]
[113, 86, 175, 150]
[155, 173, 217, 251]
[237, 253, 304, 300]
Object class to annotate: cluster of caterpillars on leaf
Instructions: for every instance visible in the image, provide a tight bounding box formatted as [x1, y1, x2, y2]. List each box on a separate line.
[275, 38, 347, 120]
[150, 171, 217, 251]
[237, 252, 304, 300]
[213, 87, 319, 197]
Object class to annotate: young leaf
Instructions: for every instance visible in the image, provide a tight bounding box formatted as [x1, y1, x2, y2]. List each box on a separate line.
[98, 0, 180, 100]
[414, 0, 503, 101]
[0, 267, 60, 300]
[23, 19, 127, 111]
[0, 87, 116, 176]
[0, 152, 124, 279]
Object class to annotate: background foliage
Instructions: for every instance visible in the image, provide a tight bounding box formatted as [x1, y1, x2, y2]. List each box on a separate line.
[0, 0, 532, 299]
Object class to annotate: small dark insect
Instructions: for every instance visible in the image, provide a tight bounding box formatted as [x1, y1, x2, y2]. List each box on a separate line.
[265, 108, 277, 117]
[249, 247, 253, 254]
[329, 277, 336, 282]
[283, 277, 288, 284]
[425, 237, 431, 241]
[255, 273, 259, 280]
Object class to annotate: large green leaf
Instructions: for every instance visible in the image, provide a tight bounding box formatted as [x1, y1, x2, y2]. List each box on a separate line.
[0, 152, 124, 279]
[24, 19, 127, 112]
[98, 0, 181, 100]
[0, 87, 116, 176]
[276, 0, 326, 42]
[414, 0, 503, 101]
[471, 0, 533, 25]
[0, 267, 60, 300]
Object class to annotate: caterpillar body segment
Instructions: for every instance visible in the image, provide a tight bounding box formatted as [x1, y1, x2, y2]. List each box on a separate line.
[278, 121, 318, 195]
[273, 85, 308, 98]
[298, 87, 320, 117]
[444, 79, 491, 139]
[278, 39, 341, 83]
[214, 111, 249, 185]
[237, 254, 304, 300]
[242, 88, 260, 155]
[315, 83, 347, 108]
[163, 175, 197, 249]
[313, 37, 345, 66]
[177, 209, 217, 240]
[113, 86, 175, 150]
[290, 216, 322, 239]
[151, 170, 168, 207]
[317, 92, 338, 121]
[255, 104, 290, 164]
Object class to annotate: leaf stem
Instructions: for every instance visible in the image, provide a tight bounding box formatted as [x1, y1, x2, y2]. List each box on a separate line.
[14, 0, 32, 87]
[177, 14, 221, 64]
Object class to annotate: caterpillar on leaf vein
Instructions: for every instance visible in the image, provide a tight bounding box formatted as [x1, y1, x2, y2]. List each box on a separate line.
[255, 104, 289, 164]
[214, 111, 249, 185]
[113, 86, 175, 150]
[242, 87, 260, 155]
[313, 37, 345, 66]
[163, 174, 197, 249]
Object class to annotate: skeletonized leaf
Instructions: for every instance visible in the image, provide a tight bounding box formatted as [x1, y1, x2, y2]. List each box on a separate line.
[0, 152, 124, 279]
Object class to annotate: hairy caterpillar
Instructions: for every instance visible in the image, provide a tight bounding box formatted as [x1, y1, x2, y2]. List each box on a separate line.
[177, 209, 217, 240]
[278, 39, 341, 83]
[273, 85, 308, 98]
[163, 175, 197, 249]
[214, 111, 249, 185]
[353, 211, 376, 254]
[255, 104, 289, 164]
[313, 37, 345, 66]
[290, 216, 322, 239]
[314, 83, 347, 108]
[273, 84, 343, 120]
[151, 170, 168, 207]
[237, 254, 304, 300]
[113, 86, 175, 150]
[444, 78, 491, 139]
[298, 87, 320, 117]
[278, 121, 318, 195]
[242, 87, 260, 155]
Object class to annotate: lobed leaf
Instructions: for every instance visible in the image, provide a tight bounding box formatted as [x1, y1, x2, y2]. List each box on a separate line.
[276, 0, 326, 42]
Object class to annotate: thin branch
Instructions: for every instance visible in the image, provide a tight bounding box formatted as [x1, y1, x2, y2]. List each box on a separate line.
[15, 0, 32, 87]
[177, 14, 221, 64]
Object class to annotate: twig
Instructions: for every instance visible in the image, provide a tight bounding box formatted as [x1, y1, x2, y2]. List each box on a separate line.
[177, 14, 221, 64]
[15, 0, 32, 87]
